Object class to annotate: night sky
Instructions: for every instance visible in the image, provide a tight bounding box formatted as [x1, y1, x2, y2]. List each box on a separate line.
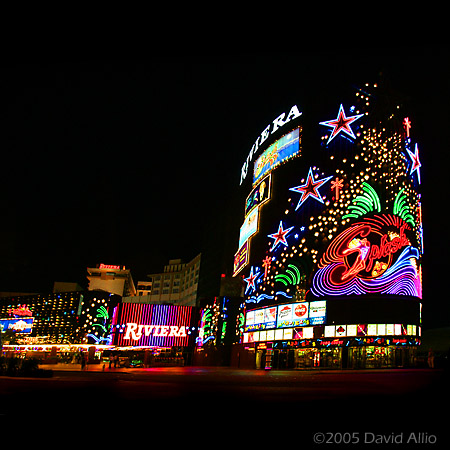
[2, 48, 448, 327]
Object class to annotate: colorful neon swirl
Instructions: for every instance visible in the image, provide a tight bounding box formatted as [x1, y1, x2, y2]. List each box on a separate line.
[312, 245, 421, 297]
[311, 214, 421, 298]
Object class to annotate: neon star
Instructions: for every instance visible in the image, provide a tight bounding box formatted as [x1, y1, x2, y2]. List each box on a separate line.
[268, 221, 294, 251]
[290, 167, 333, 210]
[320, 104, 364, 144]
[407, 143, 421, 184]
[244, 266, 261, 294]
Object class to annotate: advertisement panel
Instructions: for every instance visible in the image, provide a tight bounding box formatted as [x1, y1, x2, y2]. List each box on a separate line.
[277, 303, 309, 328]
[308, 300, 327, 325]
[0, 318, 33, 333]
[239, 207, 259, 248]
[253, 127, 301, 185]
[245, 174, 271, 217]
[245, 306, 277, 332]
[233, 240, 249, 276]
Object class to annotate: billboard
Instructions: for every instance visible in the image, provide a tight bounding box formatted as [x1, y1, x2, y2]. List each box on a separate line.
[245, 174, 271, 217]
[233, 240, 249, 276]
[277, 301, 326, 328]
[277, 303, 309, 328]
[253, 127, 301, 185]
[114, 303, 195, 347]
[244, 306, 277, 332]
[0, 318, 33, 333]
[239, 207, 259, 248]
[244, 301, 326, 332]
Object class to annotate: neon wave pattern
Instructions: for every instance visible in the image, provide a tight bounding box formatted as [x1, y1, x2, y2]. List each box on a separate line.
[311, 246, 421, 297]
[246, 291, 293, 304]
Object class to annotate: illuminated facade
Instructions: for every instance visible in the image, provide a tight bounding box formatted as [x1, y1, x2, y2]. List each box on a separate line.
[139, 255, 202, 306]
[0, 291, 84, 345]
[87, 264, 136, 297]
[235, 85, 423, 369]
[0, 290, 120, 362]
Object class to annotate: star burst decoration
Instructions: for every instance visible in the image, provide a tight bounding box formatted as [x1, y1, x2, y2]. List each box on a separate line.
[268, 221, 294, 251]
[319, 104, 364, 144]
[289, 167, 332, 210]
[244, 266, 261, 294]
[407, 143, 421, 184]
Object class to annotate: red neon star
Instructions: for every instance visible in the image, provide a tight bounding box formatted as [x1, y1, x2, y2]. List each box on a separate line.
[244, 266, 260, 294]
[268, 221, 294, 251]
[320, 104, 364, 144]
[289, 167, 332, 210]
[407, 143, 421, 184]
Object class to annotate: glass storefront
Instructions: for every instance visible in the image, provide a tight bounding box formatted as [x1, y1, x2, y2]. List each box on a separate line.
[294, 348, 342, 369]
[348, 346, 416, 369]
[246, 343, 418, 370]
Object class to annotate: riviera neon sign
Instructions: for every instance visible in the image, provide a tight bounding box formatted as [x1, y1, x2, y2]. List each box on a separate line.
[311, 215, 421, 297]
[124, 323, 187, 340]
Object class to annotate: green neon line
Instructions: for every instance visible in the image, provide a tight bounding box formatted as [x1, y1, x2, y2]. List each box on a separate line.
[354, 195, 374, 211]
[362, 182, 381, 212]
[286, 269, 297, 285]
[342, 213, 360, 220]
[288, 264, 301, 284]
[348, 205, 369, 216]
[275, 275, 289, 286]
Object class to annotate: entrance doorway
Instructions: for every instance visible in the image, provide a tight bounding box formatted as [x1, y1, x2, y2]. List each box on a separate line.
[294, 348, 342, 369]
[348, 346, 397, 368]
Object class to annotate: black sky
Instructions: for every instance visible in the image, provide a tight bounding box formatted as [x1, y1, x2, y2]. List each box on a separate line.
[1, 48, 449, 326]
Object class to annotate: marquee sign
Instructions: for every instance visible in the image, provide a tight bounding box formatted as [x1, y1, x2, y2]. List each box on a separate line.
[114, 303, 195, 347]
[311, 214, 421, 297]
[124, 323, 187, 340]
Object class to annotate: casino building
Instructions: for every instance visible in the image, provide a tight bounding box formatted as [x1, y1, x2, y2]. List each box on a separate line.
[233, 83, 423, 369]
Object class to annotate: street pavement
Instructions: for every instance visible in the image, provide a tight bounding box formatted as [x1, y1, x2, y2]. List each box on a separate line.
[1, 366, 448, 445]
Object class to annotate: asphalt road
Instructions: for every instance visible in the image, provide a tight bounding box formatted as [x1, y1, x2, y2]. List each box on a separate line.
[1, 367, 448, 445]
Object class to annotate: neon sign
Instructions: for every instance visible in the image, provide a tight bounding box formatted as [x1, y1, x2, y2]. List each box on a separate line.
[289, 167, 332, 210]
[233, 241, 249, 276]
[124, 323, 187, 340]
[244, 266, 262, 295]
[311, 215, 421, 297]
[268, 221, 294, 251]
[99, 264, 122, 270]
[330, 177, 344, 200]
[407, 143, 421, 184]
[7, 305, 32, 317]
[114, 304, 194, 347]
[319, 104, 363, 144]
[240, 105, 302, 185]
[403, 117, 411, 137]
